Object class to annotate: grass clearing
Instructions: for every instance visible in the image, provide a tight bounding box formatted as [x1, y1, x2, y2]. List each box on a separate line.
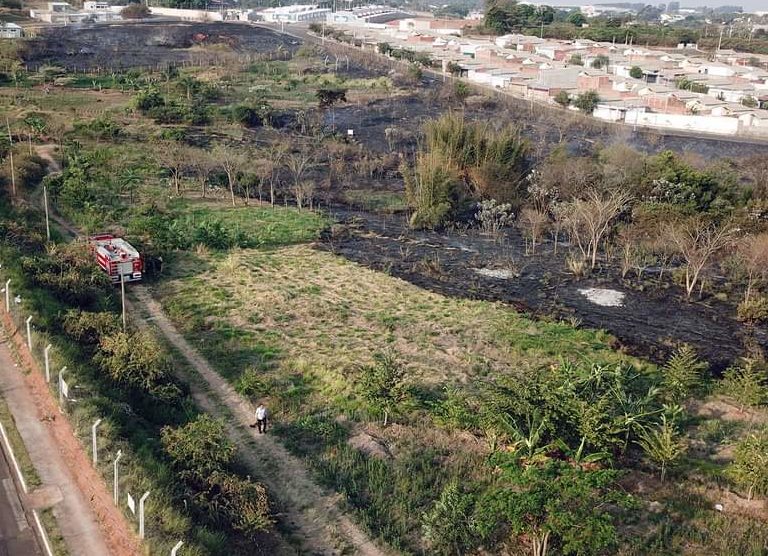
[157, 242, 652, 550]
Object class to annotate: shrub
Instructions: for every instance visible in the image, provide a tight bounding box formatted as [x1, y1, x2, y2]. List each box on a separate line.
[234, 368, 267, 400]
[20, 245, 113, 309]
[120, 2, 150, 18]
[62, 309, 121, 346]
[475, 200, 515, 237]
[554, 90, 571, 107]
[636, 413, 685, 482]
[726, 429, 768, 500]
[358, 351, 408, 426]
[161, 415, 236, 479]
[14, 153, 48, 190]
[661, 345, 709, 402]
[402, 152, 460, 230]
[719, 360, 767, 411]
[162, 416, 273, 538]
[574, 90, 600, 113]
[96, 330, 184, 402]
[422, 480, 477, 555]
[737, 296, 768, 324]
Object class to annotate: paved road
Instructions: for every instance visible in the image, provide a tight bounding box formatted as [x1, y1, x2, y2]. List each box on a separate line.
[0, 448, 42, 556]
[0, 339, 115, 556]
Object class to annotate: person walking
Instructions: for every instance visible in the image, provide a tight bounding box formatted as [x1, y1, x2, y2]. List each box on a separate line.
[251, 403, 268, 434]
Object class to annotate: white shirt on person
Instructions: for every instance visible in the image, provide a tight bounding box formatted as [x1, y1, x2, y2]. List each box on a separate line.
[256, 406, 267, 420]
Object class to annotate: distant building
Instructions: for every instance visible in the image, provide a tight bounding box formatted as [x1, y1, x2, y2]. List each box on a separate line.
[0, 22, 23, 38]
[30, 1, 121, 23]
[83, 1, 109, 10]
[260, 5, 329, 23]
[326, 5, 409, 25]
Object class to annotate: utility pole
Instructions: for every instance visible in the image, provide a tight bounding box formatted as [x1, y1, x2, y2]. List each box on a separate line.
[43, 185, 51, 242]
[120, 273, 126, 332]
[6, 119, 15, 198]
[717, 27, 723, 53]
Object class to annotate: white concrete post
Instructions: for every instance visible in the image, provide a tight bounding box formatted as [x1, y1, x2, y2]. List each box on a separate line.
[58, 367, 67, 407]
[113, 449, 123, 505]
[92, 419, 102, 466]
[139, 491, 150, 540]
[25, 315, 32, 350]
[3, 279, 9, 312]
[44, 344, 52, 383]
[171, 541, 183, 556]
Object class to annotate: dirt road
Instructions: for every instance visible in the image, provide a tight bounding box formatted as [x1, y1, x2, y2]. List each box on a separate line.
[129, 286, 389, 556]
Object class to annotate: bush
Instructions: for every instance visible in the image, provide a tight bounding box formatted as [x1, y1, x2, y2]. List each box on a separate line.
[726, 429, 768, 500]
[402, 153, 460, 230]
[161, 416, 272, 538]
[661, 345, 709, 402]
[14, 153, 48, 190]
[96, 330, 184, 402]
[422, 480, 477, 555]
[720, 360, 767, 411]
[20, 245, 113, 309]
[161, 415, 236, 478]
[120, 2, 150, 18]
[62, 309, 121, 346]
[737, 296, 768, 323]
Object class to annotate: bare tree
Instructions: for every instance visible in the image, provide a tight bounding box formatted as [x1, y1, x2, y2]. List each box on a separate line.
[562, 189, 631, 269]
[190, 149, 215, 198]
[213, 144, 246, 207]
[737, 233, 768, 303]
[285, 149, 316, 201]
[155, 141, 188, 196]
[517, 207, 550, 254]
[266, 142, 289, 207]
[292, 180, 316, 210]
[664, 217, 738, 299]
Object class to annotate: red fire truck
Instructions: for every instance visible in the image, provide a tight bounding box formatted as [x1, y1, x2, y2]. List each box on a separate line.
[90, 234, 143, 283]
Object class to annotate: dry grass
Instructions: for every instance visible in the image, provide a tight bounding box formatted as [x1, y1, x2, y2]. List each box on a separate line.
[159, 244, 642, 398]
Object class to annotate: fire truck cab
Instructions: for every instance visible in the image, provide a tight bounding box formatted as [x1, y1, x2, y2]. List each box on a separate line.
[90, 234, 143, 283]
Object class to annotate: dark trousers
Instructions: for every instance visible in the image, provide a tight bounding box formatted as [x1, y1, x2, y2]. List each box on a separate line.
[257, 418, 267, 434]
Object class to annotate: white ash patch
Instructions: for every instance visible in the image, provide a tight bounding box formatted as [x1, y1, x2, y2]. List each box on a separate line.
[474, 268, 517, 279]
[578, 288, 626, 307]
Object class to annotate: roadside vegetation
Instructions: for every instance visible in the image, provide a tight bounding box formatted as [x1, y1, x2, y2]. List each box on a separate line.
[1, 23, 768, 556]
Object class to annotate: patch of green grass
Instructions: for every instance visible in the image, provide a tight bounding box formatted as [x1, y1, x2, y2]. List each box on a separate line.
[40, 507, 69, 556]
[0, 397, 43, 490]
[172, 201, 330, 248]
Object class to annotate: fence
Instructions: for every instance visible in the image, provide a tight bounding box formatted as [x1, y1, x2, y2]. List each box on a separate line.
[0, 269, 183, 554]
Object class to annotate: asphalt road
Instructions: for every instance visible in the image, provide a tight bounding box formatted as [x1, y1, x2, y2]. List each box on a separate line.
[0, 449, 42, 556]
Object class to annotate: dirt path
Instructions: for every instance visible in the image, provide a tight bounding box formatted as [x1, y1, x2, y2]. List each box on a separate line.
[129, 286, 390, 556]
[0, 315, 139, 556]
[33, 145, 80, 240]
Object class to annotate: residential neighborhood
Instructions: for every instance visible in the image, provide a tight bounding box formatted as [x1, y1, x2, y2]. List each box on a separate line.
[314, 8, 768, 136]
